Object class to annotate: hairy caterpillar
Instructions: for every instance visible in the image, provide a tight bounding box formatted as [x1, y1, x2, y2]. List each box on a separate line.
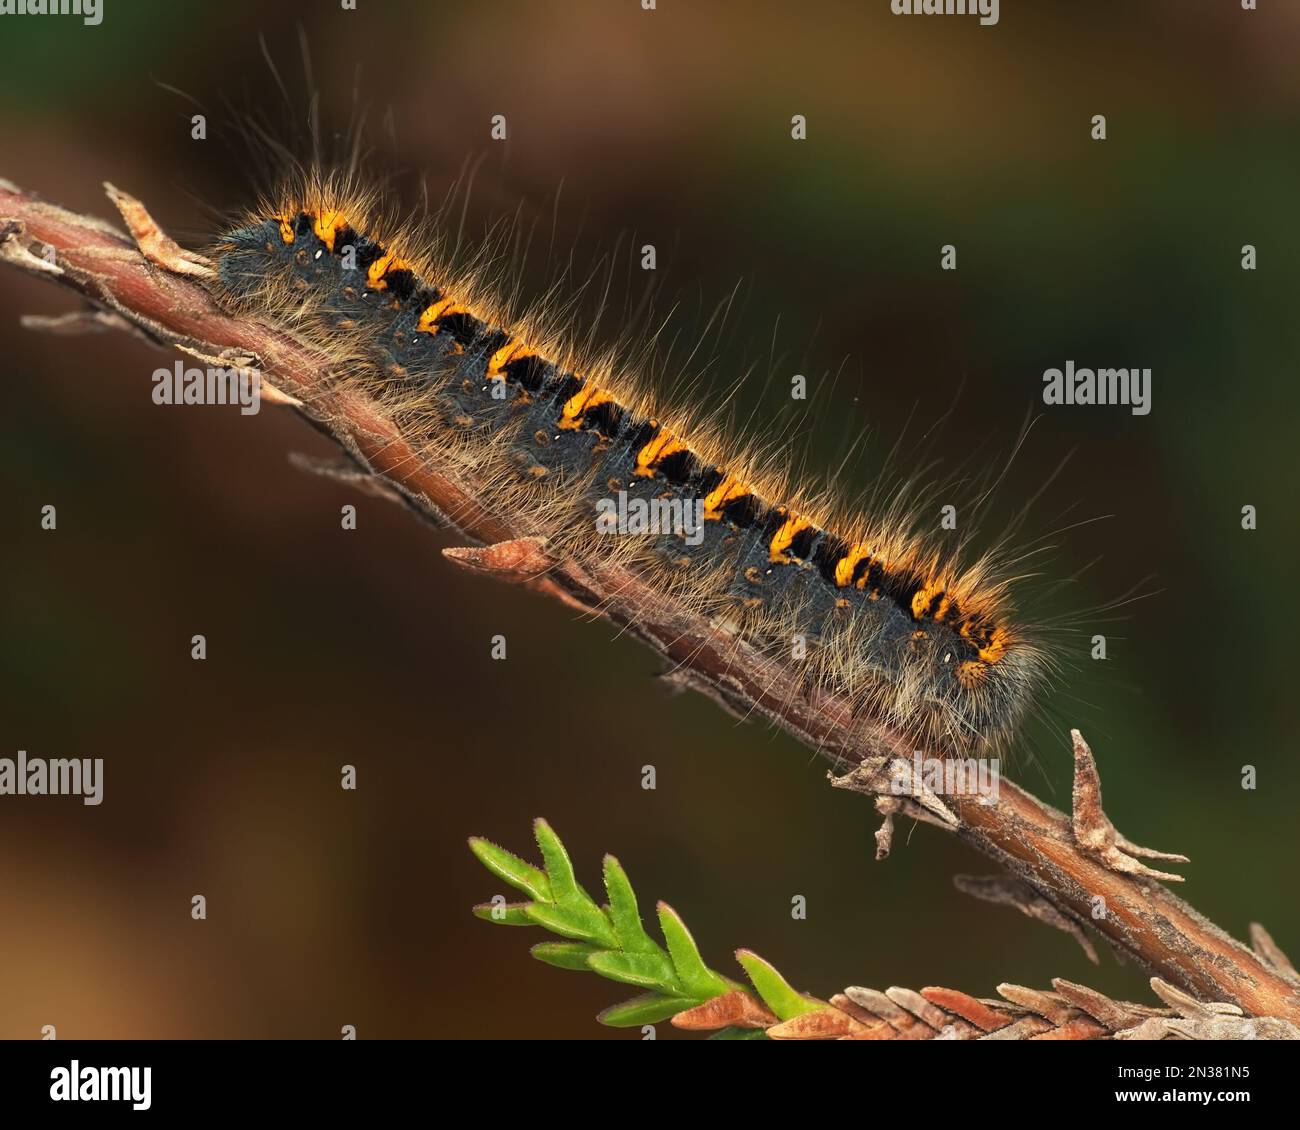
[210, 165, 1052, 758]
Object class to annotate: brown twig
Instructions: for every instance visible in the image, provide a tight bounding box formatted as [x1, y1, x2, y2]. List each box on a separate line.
[672, 973, 1300, 1040]
[3, 177, 1297, 1025]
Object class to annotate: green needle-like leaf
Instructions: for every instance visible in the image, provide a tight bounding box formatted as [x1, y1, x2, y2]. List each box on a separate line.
[586, 950, 681, 992]
[602, 854, 664, 956]
[531, 942, 601, 972]
[735, 949, 825, 1020]
[524, 901, 619, 949]
[656, 902, 732, 1000]
[471, 901, 534, 926]
[527, 819, 620, 946]
[468, 837, 552, 903]
[597, 993, 700, 1028]
[533, 818, 579, 900]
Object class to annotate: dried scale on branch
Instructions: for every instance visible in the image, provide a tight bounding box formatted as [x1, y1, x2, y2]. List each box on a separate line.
[684, 977, 1300, 1042]
[2, 178, 1296, 1032]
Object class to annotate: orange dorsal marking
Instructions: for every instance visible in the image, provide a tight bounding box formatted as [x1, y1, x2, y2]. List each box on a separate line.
[833, 543, 880, 588]
[417, 297, 470, 333]
[312, 210, 349, 252]
[633, 428, 687, 477]
[366, 252, 411, 290]
[558, 384, 614, 430]
[910, 582, 944, 620]
[487, 340, 537, 380]
[769, 514, 812, 564]
[702, 474, 750, 520]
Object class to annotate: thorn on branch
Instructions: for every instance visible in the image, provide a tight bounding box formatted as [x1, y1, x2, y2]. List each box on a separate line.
[954, 874, 1100, 964]
[1250, 923, 1300, 983]
[829, 755, 958, 861]
[20, 309, 138, 337]
[1070, 729, 1188, 882]
[655, 666, 750, 722]
[442, 536, 556, 583]
[168, 343, 302, 409]
[443, 536, 599, 616]
[103, 182, 215, 278]
[829, 753, 959, 863]
[288, 452, 405, 502]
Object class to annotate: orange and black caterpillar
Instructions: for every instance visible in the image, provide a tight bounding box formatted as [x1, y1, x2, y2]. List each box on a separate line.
[212, 173, 1050, 756]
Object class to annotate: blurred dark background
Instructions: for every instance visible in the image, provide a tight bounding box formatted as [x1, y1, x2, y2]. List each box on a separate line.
[1, 0, 1297, 1038]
